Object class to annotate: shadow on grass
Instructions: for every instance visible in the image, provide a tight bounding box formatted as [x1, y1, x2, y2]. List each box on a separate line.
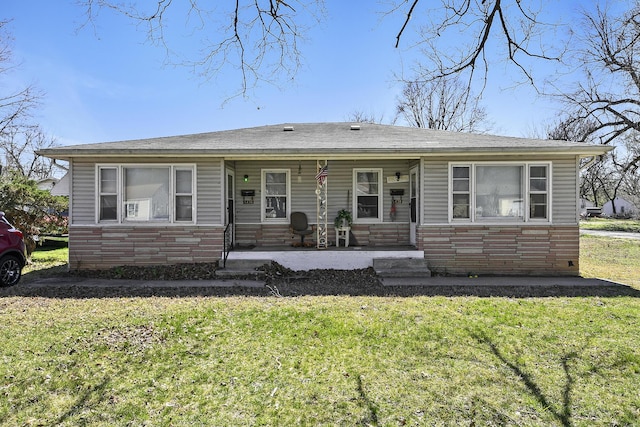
[54, 376, 112, 425]
[471, 330, 575, 427]
[20, 265, 70, 284]
[355, 374, 379, 426]
[0, 360, 118, 427]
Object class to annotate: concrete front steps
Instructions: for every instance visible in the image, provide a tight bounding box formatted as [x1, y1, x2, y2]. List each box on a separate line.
[215, 259, 272, 279]
[373, 257, 432, 286]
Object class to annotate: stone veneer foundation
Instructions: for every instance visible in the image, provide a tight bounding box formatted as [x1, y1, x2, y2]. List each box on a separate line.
[68, 224, 579, 276]
[416, 225, 580, 276]
[68, 226, 224, 270]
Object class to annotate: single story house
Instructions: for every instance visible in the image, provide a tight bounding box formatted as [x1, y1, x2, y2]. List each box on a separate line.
[602, 197, 637, 218]
[579, 198, 596, 218]
[50, 172, 70, 197]
[36, 177, 59, 192]
[39, 122, 610, 276]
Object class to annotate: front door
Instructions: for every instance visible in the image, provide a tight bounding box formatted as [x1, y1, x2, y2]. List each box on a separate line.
[409, 166, 419, 246]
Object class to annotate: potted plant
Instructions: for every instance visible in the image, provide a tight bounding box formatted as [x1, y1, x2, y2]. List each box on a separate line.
[334, 209, 353, 228]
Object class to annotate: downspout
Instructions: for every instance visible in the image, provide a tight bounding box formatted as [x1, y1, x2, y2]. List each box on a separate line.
[580, 155, 598, 170]
[577, 155, 597, 223]
[577, 155, 601, 221]
[53, 159, 69, 172]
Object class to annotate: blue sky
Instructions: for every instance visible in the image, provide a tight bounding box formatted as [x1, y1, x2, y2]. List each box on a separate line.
[3, 1, 584, 145]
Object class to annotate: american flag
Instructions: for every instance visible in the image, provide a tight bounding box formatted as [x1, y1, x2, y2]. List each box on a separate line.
[315, 165, 328, 185]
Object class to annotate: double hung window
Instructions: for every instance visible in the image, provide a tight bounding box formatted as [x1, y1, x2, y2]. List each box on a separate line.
[354, 169, 383, 222]
[450, 163, 550, 222]
[262, 169, 289, 221]
[529, 166, 548, 219]
[451, 166, 470, 219]
[97, 165, 195, 223]
[99, 167, 118, 221]
[175, 169, 194, 222]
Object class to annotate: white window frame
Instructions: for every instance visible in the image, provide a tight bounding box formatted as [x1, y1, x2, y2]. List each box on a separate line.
[448, 162, 552, 223]
[98, 166, 119, 222]
[528, 164, 550, 221]
[353, 168, 383, 223]
[451, 164, 471, 220]
[174, 167, 195, 222]
[261, 169, 290, 223]
[95, 164, 196, 224]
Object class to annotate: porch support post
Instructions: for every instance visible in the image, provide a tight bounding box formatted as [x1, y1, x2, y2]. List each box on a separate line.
[316, 160, 328, 249]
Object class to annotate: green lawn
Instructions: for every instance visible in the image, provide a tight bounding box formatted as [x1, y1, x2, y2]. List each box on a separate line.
[580, 218, 640, 233]
[22, 242, 69, 283]
[581, 235, 640, 288]
[2, 295, 639, 426]
[1, 237, 639, 426]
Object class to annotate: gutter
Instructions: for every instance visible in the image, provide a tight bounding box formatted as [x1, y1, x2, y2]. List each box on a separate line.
[37, 147, 613, 162]
[580, 155, 599, 170]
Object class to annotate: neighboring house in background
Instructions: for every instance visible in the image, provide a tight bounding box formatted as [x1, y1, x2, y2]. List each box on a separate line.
[50, 173, 70, 197]
[602, 197, 637, 218]
[38, 123, 610, 276]
[36, 177, 59, 192]
[579, 198, 595, 218]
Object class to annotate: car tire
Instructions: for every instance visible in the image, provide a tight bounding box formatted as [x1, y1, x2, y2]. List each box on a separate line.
[0, 255, 23, 287]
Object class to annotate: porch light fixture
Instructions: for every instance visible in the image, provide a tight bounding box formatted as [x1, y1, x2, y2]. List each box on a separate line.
[297, 161, 302, 183]
[244, 174, 249, 182]
[395, 171, 401, 181]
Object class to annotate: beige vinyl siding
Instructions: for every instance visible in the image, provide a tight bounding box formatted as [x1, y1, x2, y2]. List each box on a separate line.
[234, 160, 411, 225]
[70, 161, 97, 224]
[197, 159, 223, 224]
[70, 158, 223, 225]
[423, 159, 449, 223]
[551, 157, 579, 224]
[420, 155, 579, 225]
[69, 155, 579, 227]
[235, 161, 292, 224]
[347, 160, 411, 224]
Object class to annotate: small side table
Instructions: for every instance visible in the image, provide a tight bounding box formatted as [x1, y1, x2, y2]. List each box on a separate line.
[335, 227, 350, 247]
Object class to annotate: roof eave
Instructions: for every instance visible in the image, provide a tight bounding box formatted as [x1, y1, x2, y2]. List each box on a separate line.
[38, 145, 612, 161]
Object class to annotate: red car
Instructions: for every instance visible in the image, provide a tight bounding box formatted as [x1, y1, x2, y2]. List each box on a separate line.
[0, 212, 27, 287]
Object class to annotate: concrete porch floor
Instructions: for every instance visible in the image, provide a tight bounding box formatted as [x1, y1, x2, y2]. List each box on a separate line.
[227, 246, 424, 270]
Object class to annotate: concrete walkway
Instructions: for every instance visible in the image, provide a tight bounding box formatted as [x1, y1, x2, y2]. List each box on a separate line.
[580, 229, 640, 240]
[379, 276, 626, 287]
[4, 274, 637, 299]
[15, 275, 626, 289]
[20, 277, 266, 289]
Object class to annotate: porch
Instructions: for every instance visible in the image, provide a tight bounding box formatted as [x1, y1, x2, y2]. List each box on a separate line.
[224, 245, 424, 270]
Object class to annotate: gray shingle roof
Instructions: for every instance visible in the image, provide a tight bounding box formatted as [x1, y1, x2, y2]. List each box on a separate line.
[39, 122, 611, 159]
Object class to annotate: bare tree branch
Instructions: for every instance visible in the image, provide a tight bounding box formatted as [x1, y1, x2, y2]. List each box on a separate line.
[1, 125, 58, 180]
[389, 0, 564, 94]
[396, 76, 491, 132]
[0, 20, 41, 141]
[395, 0, 420, 48]
[561, 4, 640, 155]
[0, 20, 54, 179]
[77, 1, 325, 98]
